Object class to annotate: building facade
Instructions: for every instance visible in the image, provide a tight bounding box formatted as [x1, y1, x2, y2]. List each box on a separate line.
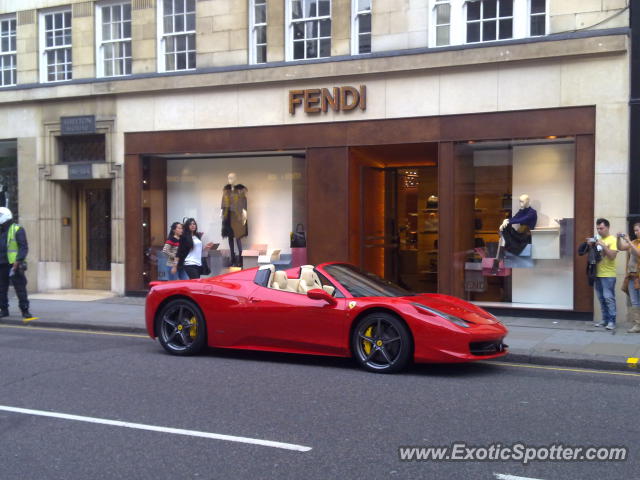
[0, 0, 631, 318]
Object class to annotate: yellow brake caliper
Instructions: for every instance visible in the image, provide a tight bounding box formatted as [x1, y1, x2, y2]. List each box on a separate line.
[189, 316, 198, 339]
[362, 326, 374, 355]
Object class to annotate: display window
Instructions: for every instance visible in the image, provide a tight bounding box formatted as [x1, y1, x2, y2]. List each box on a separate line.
[142, 154, 307, 283]
[455, 138, 575, 309]
[0, 140, 17, 218]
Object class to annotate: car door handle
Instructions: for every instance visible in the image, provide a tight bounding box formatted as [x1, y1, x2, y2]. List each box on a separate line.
[250, 299, 262, 303]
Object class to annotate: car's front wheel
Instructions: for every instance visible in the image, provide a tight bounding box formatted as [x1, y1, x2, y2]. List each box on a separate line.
[156, 298, 207, 355]
[352, 312, 412, 373]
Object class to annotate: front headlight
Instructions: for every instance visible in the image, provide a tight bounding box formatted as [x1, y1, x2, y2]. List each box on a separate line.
[412, 303, 471, 328]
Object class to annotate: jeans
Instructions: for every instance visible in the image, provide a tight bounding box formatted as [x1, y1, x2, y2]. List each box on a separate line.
[166, 268, 189, 281]
[594, 277, 616, 325]
[629, 280, 640, 308]
[183, 265, 201, 279]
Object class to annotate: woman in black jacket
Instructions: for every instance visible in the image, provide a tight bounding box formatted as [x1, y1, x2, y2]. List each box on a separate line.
[178, 218, 214, 279]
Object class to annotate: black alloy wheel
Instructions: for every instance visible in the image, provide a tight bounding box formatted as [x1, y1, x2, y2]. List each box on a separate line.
[352, 312, 412, 373]
[156, 299, 207, 355]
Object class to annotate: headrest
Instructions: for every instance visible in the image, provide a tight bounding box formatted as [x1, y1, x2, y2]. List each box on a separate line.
[273, 270, 289, 289]
[300, 269, 315, 287]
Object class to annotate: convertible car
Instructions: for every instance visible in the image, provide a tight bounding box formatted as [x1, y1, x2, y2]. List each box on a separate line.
[145, 263, 508, 373]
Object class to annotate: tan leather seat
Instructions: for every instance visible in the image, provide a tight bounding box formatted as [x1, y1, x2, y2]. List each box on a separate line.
[298, 269, 319, 294]
[272, 270, 296, 292]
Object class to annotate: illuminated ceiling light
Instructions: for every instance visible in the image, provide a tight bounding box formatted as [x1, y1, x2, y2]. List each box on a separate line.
[547, 135, 557, 139]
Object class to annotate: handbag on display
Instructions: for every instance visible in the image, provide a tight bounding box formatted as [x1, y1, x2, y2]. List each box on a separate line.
[290, 224, 307, 248]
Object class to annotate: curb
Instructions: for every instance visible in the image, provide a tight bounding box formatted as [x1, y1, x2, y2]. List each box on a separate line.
[496, 350, 639, 373]
[0, 318, 148, 335]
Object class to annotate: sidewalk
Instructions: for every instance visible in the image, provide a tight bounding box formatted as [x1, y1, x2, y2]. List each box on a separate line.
[1, 291, 639, 372]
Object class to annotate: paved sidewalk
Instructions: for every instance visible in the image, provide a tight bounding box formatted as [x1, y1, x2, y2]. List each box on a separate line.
[1, 293, 639, 372]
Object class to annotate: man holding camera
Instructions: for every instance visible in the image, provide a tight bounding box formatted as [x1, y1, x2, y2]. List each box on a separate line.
[0, 207, 32, 319]
[591, 218, 618, 330]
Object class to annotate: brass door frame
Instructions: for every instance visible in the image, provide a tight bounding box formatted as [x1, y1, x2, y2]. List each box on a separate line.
[72, 180, 112, 290]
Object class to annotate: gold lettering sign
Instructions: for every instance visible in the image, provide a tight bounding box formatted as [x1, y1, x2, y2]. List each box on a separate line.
[289, 85, 367, 115]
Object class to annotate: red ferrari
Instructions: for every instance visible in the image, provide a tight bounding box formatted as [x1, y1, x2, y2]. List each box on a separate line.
[145, 263, 508, 373]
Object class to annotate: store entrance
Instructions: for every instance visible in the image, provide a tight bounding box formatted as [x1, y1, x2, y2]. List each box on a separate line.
[352, 144, 438, 293]
[72, 181, 112, 289]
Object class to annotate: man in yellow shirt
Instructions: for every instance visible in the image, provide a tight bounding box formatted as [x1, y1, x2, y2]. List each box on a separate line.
[592, 218, 618, 330]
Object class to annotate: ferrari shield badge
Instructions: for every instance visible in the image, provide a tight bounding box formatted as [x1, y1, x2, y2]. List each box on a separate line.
[348, 301, 357, 309]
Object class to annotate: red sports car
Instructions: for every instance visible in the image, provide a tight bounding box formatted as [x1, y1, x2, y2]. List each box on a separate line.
[145, 263, 508, 373]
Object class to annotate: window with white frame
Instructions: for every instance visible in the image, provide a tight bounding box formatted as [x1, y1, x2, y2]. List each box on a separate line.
[96, 2, 132, 77]
[432, 0, 451, 46]
[250, 0, 267, 64]
[529, 0, 546, 36]
[466, 0, 513, 43]
[159, 0, 195, 72]
[40, 9, 72, 82]
[430, 0, 549, 47]
[0, 15, 16, 86]
[289, 0, 331, 60]
[352, 0, 371, 54]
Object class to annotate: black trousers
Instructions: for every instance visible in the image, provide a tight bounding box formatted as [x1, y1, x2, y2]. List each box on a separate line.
[228, 236, 243, 266]
[183, 265, 201, 279]
[0, 263, 29, 312]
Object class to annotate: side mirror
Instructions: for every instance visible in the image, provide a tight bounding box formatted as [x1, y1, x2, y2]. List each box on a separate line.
[307, 288, 337, 306]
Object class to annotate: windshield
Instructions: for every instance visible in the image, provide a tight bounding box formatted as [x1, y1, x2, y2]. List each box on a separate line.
[323, 264, 415, 298]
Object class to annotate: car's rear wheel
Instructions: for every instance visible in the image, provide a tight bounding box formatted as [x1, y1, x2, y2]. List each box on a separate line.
[352, 312, 412, 373]
[156, 298, 207, 356]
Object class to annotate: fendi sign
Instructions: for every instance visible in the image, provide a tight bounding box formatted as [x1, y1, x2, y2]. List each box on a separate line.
[289, 85, 366, 115]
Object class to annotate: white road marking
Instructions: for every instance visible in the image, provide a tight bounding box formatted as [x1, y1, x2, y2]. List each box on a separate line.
[0, 405, 311, 452]
[494, 474, 545, 480]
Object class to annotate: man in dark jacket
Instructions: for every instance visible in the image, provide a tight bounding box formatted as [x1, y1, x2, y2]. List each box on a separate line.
[0, 207, 32, 318]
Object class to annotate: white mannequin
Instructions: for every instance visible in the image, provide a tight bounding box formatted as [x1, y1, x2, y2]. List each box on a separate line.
[500, 194, 530, 231]
[220, 172, 247, 224]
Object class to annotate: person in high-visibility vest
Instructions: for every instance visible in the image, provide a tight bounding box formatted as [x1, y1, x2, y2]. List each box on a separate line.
[0, 207, 32, 319]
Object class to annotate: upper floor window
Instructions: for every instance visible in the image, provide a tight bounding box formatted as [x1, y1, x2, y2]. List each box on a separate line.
[158, 0, 195, 72]
[40, 9, 72, 82]
[429, 0, 545, 47]
[466, 0, 513, 43]
[288, 0, 331, 60]
[250, 0, 267, 64]
[96, 2, 132, 77]
[432, 0, 451, 46]
[529, 0, 546, 36]
[0, 15, 16, 86]
[352, 0, 371, 54]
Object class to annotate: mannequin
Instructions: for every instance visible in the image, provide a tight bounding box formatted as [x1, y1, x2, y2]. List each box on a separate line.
[220, 172, 248, 267]
[498, 193, 537, 255]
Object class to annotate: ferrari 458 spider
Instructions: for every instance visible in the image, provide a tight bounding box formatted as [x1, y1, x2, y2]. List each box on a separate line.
[145, 263, 508, 373]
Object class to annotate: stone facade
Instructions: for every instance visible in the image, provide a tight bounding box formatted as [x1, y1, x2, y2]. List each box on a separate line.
[0, 0, 632, 319]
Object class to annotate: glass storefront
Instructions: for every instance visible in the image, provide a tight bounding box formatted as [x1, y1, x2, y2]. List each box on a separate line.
[456, 138, 575, 309]
[142, 154, 307, 283]
[0, 140, 18, 219]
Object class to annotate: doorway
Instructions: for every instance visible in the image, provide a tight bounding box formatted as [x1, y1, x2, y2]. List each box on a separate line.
[72, 181, 112, 289]
[352, 144, 438, 293]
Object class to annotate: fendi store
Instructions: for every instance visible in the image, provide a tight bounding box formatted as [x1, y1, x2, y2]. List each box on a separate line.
[124, 106, 596, 314]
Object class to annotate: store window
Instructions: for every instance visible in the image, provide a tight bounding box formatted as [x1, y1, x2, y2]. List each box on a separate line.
[250, 0, 267, 64]
[158, 0, 196, 72]
[456, 138, 575, 309]
[352, 0, 371, 54]
[0, 15, 16, 87]
[40, 9, 72, 82]
[144, 154, 307, 283]
[96, 2, 132, 77]
[0, 140, 18, 219]
[288, 0, 331, 60]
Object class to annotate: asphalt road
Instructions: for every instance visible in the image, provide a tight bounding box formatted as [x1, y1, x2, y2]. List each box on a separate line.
[1, 324, 638, 480]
